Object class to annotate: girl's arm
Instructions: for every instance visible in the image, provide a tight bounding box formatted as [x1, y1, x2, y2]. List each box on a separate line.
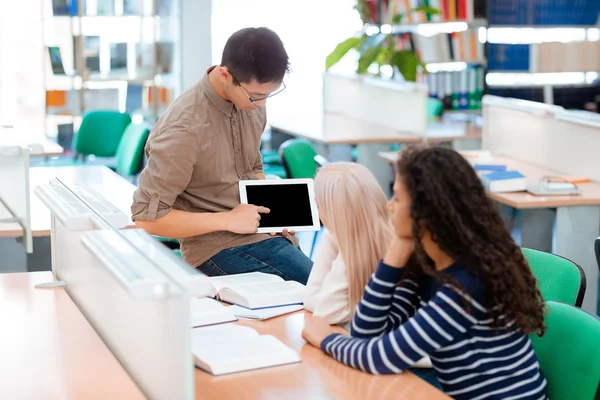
[321, 285, 476, 374]
[350, 261, 421, 338]
[304, 231, 339, 312]
[312, 256, 352, 325]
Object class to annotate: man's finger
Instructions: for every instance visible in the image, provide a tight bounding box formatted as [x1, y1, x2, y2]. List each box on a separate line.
[282, 228, 288, 236]
[290, 230, 296, 236]
[256, 206, 270, 214]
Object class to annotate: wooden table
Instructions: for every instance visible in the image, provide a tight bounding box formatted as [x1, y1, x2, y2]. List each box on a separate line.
[0, 165, 136, 238]
[269, 113, 481, 145]
[0, 271, 448, 400]
[379, 151, 600, 313]
[0, 271, 146, 399]
[195, 312, 449, 400]
[269, 113, 480, 198]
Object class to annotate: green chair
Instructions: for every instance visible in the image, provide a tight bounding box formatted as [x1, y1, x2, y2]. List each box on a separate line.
[523, 248, 586, 307]
[73, 110, 132, 158]
[530, 301, 600, 400]
[279, 139, 319, 179]
[114, 123, 150, 178]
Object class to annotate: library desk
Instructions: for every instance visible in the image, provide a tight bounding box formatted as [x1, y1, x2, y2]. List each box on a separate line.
[0, 165, 136, 273]
[0, 271, 146, 399]
[379, 151, 600, 313]
[0, 165, 136, 238]
[195, 312, 449, 400]
[1, 271, 448, 400]
[269, 113, 480, 197]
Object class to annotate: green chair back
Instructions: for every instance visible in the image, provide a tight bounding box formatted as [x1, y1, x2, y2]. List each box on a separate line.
[115, 123, 150, 177]
[427, 98, 443, 122]
[279, 139, 318, 179]
[523, 248, 586, 307]
[530, 301, 600, 400]
[73, 111, 132, 157]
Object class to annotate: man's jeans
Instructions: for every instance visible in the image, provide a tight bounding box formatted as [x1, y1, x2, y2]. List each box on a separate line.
[199, 237, 313, 284]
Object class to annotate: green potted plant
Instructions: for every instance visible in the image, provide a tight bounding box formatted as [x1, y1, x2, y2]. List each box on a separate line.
[325, 3, 439, 82]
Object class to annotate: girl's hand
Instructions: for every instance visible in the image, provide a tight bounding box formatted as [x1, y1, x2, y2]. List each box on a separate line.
[302, 315, 335, 348]
[383, 236, 415, 268]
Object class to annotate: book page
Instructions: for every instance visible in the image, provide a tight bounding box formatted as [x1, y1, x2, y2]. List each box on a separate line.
[192, 334, 301, 375]
[219, 281, 305, 309]
[190, 298, 236, 328]
[191, 324, 258, 346]
[229, 304, 303, 320]
[209, 272, 284, 292]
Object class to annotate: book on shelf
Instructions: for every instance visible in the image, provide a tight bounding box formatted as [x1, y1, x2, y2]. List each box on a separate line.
[52, 0, 78, 16]
[387, 0, 486, 23]
[401, 30, 484, 64]
[110, 43, 128, 70]
[481, 170, 527, 193]
[202, 272, 306, 309]
[425, 68, 484, 111]
[47, 47, 67, 75]
[530, 42, 600, 73]
[191, 324, 301, 375]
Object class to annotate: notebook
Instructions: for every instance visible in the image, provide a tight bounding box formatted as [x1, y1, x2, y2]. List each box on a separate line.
[228, 304, 304, 320]
[203, 272, 306, 309]
[191, 324, 301, 375]
[190, 298, 237, 328]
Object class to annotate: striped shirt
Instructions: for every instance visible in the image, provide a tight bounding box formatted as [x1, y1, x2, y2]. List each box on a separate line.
[320, 261, 548, 400]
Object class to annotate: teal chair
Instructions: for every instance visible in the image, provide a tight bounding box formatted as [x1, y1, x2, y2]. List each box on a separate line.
[279, 139, 327, 257]
[522, 248, 586, 307]
[530, 301, 600, 400]
[114, 123, 150, 178]
[279, 139, 319, 179]
[41, 111, 132, 166]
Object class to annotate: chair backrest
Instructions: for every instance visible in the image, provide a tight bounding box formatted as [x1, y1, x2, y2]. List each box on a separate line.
[595, 237, 600, 273]
[279, 139, 318, 179]
[73, 111, 132, 157]
[522, 248, 586, 307]
[115, 123, 150, 177]
[530, 301, 600, 400]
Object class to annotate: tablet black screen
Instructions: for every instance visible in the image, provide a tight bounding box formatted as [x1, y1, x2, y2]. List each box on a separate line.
[245, 184, 314, 227]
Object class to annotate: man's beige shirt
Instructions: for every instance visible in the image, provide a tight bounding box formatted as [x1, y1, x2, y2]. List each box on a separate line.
[131, 67, 272, 267]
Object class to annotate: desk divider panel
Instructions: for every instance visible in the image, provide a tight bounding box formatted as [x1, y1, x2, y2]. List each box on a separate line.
[36, 180, 197, 400]
[483, 95, 600, 182]
[0, 145, 32, 253]
[323, 72, 428, 136]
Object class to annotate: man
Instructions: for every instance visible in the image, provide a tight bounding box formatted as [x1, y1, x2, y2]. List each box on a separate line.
[131, 27, 313, 284]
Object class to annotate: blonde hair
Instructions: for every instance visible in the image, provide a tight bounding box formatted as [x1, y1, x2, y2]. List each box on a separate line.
[314, 162, 394, 314]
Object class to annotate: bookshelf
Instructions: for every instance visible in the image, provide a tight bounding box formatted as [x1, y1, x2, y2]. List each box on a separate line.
[41, 0, 181, 141]
[484, 0, 600, 107]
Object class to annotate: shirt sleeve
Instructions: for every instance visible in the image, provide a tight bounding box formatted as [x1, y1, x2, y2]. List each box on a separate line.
[313, 256, 352, 325]
[350, 261, 421, 338]
[321, 285, 476, 374]
[131, 122, 198, 222]
[253, 114, 267, 175]
[304, 231, 340, 312]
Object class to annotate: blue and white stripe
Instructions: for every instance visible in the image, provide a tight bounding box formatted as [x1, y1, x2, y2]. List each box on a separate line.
[321, 261, 548, 400]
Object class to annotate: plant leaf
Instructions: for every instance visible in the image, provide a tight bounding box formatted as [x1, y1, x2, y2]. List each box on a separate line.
[357, 46, 382, 74]
[390, 50, 420, 82]
[413, 5, 440, 15]
[326, 37, 362, 70]
[392, 13, 403, 24]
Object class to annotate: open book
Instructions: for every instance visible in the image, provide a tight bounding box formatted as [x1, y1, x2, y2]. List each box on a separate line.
[191, 324, 301, 375]
[190, 298, 237, 328]
[203, 272, 306, 309]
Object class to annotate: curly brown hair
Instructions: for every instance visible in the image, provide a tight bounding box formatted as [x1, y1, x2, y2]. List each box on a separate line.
[396, 144, 546, 336]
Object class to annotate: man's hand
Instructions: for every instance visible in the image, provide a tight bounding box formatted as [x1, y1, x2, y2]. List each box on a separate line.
[225, 204, 270, 234]
[270, 228, 296, 237]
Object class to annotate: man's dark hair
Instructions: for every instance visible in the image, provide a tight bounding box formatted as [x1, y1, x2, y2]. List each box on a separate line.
[221, 27, 290, 85]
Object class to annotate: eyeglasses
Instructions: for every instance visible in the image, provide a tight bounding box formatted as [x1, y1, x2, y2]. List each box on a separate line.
[230, 72, 286, 104]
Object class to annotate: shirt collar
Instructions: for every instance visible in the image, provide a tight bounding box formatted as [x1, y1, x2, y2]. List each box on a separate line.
[200, 66, 235, 117]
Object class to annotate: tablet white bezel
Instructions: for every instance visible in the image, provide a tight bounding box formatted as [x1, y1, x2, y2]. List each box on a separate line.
[238, 179, 320, 233]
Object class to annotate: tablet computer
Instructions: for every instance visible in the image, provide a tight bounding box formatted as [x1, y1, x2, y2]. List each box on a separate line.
[238, 179, 320, 233]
